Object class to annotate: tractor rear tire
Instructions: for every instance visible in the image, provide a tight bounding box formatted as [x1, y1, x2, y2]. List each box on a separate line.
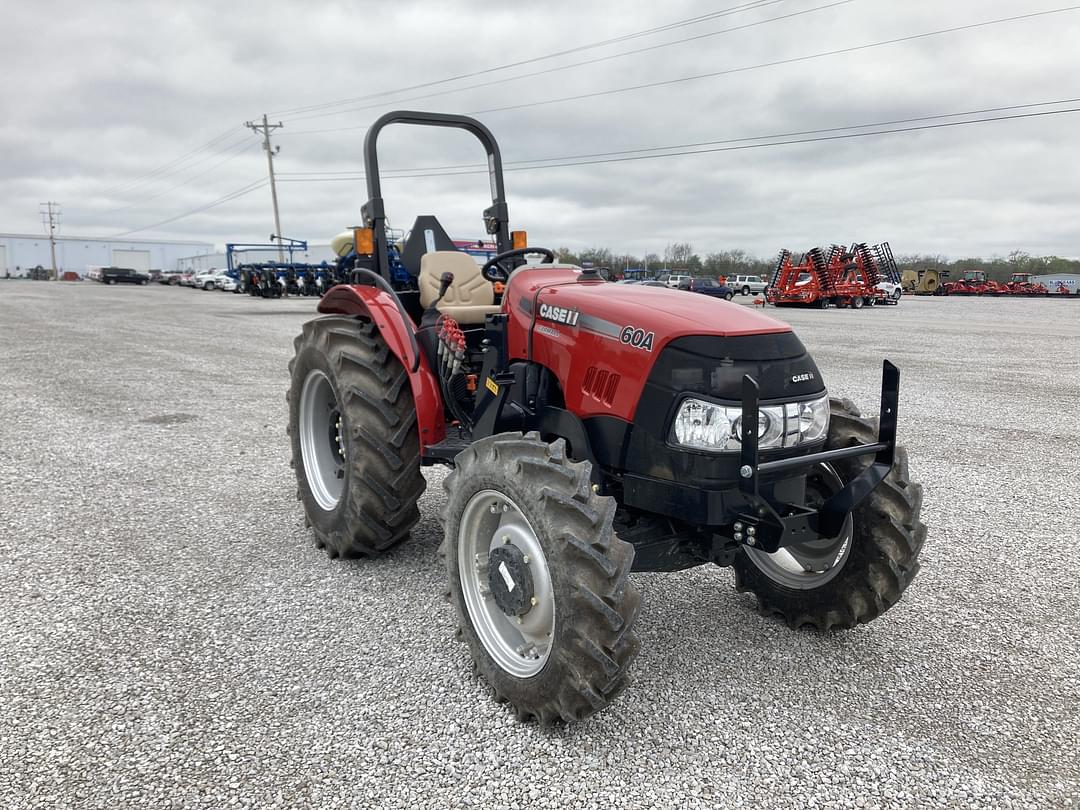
[440, 433, 640, 724]
[732, 398, 925, 630]
[287, 316, 426, 557]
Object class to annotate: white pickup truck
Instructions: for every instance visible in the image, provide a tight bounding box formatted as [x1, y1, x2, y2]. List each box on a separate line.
[875, 280, 903, 303]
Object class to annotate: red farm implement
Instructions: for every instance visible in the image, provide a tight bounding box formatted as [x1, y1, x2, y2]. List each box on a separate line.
[943, 271, 1050, 297]
[766, 241, 900, 309]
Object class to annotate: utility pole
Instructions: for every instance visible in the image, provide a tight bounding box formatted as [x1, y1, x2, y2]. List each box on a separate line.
[39, 202, 61, 279]
[245, 114, 284, 262]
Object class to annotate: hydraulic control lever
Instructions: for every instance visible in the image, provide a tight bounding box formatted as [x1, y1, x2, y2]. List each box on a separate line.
[437, 272, 454, 302]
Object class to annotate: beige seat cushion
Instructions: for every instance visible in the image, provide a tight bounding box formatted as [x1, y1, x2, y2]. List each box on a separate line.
[419, 251, 501, 324]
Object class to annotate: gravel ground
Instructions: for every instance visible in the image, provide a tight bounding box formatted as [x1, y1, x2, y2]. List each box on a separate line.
[0, 282, 1077, 809]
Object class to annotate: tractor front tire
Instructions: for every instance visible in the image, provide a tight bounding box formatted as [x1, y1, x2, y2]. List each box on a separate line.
[440, 433, 640, 724]
[287, 316, 426, 557]
[732, 398, 925, 630]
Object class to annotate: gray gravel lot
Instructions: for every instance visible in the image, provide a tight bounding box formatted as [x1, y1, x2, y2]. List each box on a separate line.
[0, 281, 1078, 809]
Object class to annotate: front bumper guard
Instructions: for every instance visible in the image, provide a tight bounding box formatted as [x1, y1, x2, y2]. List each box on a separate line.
[733, 360, 899, 553]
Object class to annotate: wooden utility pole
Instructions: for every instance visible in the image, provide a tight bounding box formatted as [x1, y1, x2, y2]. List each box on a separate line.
[245, 115, 285, 262]
[39, 202, 61, 279]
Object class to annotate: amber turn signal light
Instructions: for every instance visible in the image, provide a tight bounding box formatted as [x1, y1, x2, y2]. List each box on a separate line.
[353, 227, 375, 255]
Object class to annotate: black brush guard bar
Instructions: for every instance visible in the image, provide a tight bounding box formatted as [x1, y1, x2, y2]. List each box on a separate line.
[732, 361, 900, 553]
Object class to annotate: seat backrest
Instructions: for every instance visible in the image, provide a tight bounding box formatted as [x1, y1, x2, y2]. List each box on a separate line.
[419, 251, 493, 309]
[401, 215, 457, 277]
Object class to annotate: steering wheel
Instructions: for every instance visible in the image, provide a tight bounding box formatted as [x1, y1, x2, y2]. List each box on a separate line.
[480, 247, 555, 282]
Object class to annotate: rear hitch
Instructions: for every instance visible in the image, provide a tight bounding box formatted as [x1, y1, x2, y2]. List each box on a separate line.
[732, 360, 900, 552]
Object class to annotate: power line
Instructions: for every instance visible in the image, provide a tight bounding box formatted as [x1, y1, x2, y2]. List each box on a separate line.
[267, 0, 787, 118]
[274, 97, 1080, 177]
[469, 5, 1080, 116]
[109, 178, 267, 238]
[100, 137, 261, 214]
[282, 0, 853, 124]
[98, 127, 243, 197]
[101, 104, 1080, 239]
[273, 106, 1080, 183]
[279, 4, 1080, 136]
[98, 3, 786, 199]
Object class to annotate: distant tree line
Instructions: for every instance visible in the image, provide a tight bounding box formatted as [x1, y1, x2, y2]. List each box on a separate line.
[555, 244, 1079, 282]
[893, 251, 1080, 283]
[555, 242, 775, 277]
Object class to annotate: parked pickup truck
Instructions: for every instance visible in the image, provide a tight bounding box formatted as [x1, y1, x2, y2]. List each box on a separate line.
[100, 267, 150, 285]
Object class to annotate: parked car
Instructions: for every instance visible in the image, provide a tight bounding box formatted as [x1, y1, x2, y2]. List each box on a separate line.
[157, 271, 182, 285]
[639, 280, 667, 287]
[678, 276, 734, 300]
[99, 267, 150, 285]
[659, 273, 692, 288]
[217, 273, 239, 292]
[178, 272, 197, 287]
[729, 274, 768, 296]
[193, 269, 221, 290]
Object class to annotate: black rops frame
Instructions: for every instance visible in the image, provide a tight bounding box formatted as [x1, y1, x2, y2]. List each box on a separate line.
[360, 110, 514, 283]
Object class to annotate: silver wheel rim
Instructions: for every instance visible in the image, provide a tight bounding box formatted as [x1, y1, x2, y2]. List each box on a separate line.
[458, 490, 555, 678]
[298, 369, 346, 511]
[743, 464, 853, 590]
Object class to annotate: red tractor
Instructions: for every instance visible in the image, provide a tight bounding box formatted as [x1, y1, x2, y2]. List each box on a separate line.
[287, 111, 926, 724]
[942, 269, 993, 295]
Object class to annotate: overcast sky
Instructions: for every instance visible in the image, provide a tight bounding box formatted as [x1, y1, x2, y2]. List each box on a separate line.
[3, 0, 1079, 259]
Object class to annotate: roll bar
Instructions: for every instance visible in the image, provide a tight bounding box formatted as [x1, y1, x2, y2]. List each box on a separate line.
[360, 110, 512, 282]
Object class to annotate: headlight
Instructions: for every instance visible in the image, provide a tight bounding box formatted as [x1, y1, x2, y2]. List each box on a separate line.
[672, 394, 829, 452]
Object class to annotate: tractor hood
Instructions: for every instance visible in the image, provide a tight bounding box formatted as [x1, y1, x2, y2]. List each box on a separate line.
[503, 267, 823, 426]
[519, 271, 791, 344]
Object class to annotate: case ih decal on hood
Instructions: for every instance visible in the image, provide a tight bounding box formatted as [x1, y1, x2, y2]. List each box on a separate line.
[538, 303, 580, 326]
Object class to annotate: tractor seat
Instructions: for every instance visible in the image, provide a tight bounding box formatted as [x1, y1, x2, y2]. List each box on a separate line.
[418, 251, 501, 325]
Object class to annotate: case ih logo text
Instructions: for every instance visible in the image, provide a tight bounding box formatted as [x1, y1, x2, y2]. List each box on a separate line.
[539, 304, 580, 326]
[792, 372, 816, 383]
[620, 325, 655, 352]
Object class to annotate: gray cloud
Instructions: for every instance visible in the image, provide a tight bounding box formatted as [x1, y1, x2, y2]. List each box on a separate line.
[4, 0, 1078, 259]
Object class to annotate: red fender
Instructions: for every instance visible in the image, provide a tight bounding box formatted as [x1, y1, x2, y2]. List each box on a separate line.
[318, 285, 446, 446]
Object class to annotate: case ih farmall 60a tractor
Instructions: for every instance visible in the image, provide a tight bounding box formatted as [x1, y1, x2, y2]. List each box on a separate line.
[287, 111, 926, 724]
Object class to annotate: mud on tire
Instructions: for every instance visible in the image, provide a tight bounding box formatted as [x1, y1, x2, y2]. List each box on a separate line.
[439, 432, 640, 724]
[287, 315, 426, 557]
[733, 397, 926, 630]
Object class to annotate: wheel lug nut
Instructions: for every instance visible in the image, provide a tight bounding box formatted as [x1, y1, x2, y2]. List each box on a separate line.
[746, 537, 756, 546]
[747, 526, 756, 536]
[530, 597, 538, 606]
[734, 532, 743, 541]
[516, 617, 523, 625]
[734, 522, 744, 532]
[502, 536, 510, 544]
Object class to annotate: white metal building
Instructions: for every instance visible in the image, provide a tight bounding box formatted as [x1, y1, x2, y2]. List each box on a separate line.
[1032, 273, 1080, 293]
[0, 233, 213, 277]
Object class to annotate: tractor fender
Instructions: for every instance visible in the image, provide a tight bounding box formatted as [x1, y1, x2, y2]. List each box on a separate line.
[318, 284, 446, 446]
